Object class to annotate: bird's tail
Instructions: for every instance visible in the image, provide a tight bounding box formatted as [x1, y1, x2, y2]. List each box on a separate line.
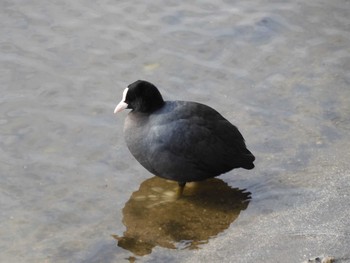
[241, 149, 255, 170]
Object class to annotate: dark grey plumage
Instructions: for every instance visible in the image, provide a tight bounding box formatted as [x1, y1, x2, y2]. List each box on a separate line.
[115, 80, 255, 185]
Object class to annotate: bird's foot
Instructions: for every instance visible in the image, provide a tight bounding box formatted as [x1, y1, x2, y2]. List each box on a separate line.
[176, 182, 186, 198]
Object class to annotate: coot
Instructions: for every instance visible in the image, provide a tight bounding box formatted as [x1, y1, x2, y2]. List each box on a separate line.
[114, 80, 255, 193]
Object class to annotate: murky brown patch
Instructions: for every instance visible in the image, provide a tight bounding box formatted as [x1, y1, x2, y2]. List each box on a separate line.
[113, 177, 250, 256]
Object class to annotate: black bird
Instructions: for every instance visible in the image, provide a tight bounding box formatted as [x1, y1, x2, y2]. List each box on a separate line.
[114, 80, 255, 195]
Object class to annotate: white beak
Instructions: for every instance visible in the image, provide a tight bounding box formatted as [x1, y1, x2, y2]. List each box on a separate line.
[114, 88, 129, 114]
[114, 101, 128, 113]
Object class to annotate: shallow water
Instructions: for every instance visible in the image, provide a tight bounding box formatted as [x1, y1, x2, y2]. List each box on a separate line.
[1, 0, 350, 262]
[114, 178, 250, 256]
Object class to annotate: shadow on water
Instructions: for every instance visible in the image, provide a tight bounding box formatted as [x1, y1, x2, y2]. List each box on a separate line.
[113, 177, 251, 257]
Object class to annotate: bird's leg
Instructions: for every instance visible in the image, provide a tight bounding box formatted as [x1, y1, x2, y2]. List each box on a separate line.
[176, 181, 186, 198]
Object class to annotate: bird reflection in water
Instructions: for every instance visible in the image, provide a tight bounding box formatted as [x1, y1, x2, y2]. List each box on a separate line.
[113, 176, 251, 257]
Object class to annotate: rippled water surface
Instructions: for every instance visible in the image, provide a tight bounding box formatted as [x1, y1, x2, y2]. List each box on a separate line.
[1, 0, 350, 262]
